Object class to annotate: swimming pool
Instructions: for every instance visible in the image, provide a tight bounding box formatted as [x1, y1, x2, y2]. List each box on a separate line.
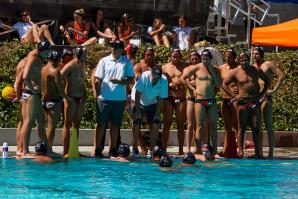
[1, 158, 298, 198]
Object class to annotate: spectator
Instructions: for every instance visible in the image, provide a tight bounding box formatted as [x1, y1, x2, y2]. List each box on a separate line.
[117, 14, 139, 45]
[148, 18, 171, 47]
[93, 40, 134, 158]
[63, 9, 97, 46]
[173, 15, 195, 50]
[89, 8, 116, 44]
[0, 10, 55, 45]
[131, 66, 168, 158]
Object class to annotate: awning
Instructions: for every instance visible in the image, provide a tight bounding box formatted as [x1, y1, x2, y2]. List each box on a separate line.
[251, 18, 298, 47]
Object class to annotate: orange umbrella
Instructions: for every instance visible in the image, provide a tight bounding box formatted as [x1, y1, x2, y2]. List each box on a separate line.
[252, 18, 298, 47]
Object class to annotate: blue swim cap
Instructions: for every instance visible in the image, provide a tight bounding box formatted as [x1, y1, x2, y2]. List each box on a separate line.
[183, 152, 196, 164]
[159, 155, 172, 167]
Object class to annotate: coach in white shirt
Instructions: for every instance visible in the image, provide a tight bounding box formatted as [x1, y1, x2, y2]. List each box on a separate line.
[130, 66, 168, 157]
[94, 40, 134, 157]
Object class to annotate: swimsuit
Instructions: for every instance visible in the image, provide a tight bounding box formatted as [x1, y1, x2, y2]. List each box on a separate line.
[165, 96, 186, 108]
[187, 97, 195, 103]
[21, 89, 41, 100]
[194, 99, 216, 107]
[237, 99, 259, 110]
[42, 98, 62, 111]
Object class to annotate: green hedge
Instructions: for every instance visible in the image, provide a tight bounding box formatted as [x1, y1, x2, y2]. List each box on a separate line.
[0, 41, 297, 131]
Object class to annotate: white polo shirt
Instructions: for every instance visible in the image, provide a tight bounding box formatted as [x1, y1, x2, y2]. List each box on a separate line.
[13, 22, 32, 40]
[95, 54, 134, 101]
[131, 70, 168, 106]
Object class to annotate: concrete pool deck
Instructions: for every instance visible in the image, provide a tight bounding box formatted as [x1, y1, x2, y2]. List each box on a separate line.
[2, 128, 298, 159]
[5, 146, 298, 159]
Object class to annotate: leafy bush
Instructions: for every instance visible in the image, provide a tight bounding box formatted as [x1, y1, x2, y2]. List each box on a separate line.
[0, 41, 297, 131]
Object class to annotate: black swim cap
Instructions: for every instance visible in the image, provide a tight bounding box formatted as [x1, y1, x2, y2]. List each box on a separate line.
[159, 155, 172, 167]
[253, 46, 265, 58]
[201, 49, 213, 59]
[35, 141, 47, 155]
[75, 47, 85, 59]
[37, 39, 51, 52]
[153, 146, 163, 159]
[183, 152, 196, 164]
[118, 144, 130, 157]
[226, 48, 237, 59]
[62, 48, 73, 57]
[47, 50, 61, 63]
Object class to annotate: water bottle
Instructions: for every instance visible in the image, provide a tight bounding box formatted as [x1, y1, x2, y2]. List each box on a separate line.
[2, 142, 8, 158]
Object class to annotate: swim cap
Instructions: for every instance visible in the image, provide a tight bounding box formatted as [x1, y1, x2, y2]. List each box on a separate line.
[183, 152, 196, 164]
[153, 146, 163, 159]
[110, 40, 125, 49]
[159, 155, 172, 167]
[35, 141, 47, 155]
[253, 46, 265, 58]
[47, 50, 61, 63]
[118, 144, 130, 157]
[201, 49, 213, 59]
[226, 48, 237, 59]
[62, 48, 73, 57]
[238, 52, 250, 61]
[125, 43, 138, 55]
[75, 47, 85, 59]
[37, 39, 51, 52]
[202, 144, 213, 160]
[151, 65, 162, 77]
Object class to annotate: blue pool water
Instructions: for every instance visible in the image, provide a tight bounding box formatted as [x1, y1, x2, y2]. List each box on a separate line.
[1, 158, 298, 198]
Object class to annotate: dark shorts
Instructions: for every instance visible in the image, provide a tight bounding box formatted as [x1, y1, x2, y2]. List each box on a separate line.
[131, 102, 158, 124]
[96, 99, 125, 126]
[194, 98, 216, 107]
[42, 98, 62, 111]
[165, 96, 186, 108]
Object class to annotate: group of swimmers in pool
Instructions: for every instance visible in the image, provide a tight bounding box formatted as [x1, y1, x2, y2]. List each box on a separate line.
[11, 37, 284, 164]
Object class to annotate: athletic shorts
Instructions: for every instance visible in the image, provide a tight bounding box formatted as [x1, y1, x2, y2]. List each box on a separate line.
[96, 99, 125, 126]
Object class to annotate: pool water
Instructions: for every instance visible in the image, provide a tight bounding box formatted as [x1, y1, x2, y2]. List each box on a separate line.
[1, 158, 298, 198]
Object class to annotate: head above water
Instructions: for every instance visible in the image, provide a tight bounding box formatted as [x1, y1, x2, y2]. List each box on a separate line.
[118, 144, 130, 157]
[153, 146, 164, 160]
[35, 141, 47, 155]
[159, 155, 173, 167]
[202, 144, 213, 160]
[183, 152, 196, 164]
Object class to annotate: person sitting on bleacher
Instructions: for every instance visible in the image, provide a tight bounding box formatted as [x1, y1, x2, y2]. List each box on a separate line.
[0, 10, 55, 45]
[173, 15, 195, 50]
[89, 8, 116, 45]
[148, 18, 171, 48]
[62, 9, 97, 46]
[117, 13, 139, 45]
